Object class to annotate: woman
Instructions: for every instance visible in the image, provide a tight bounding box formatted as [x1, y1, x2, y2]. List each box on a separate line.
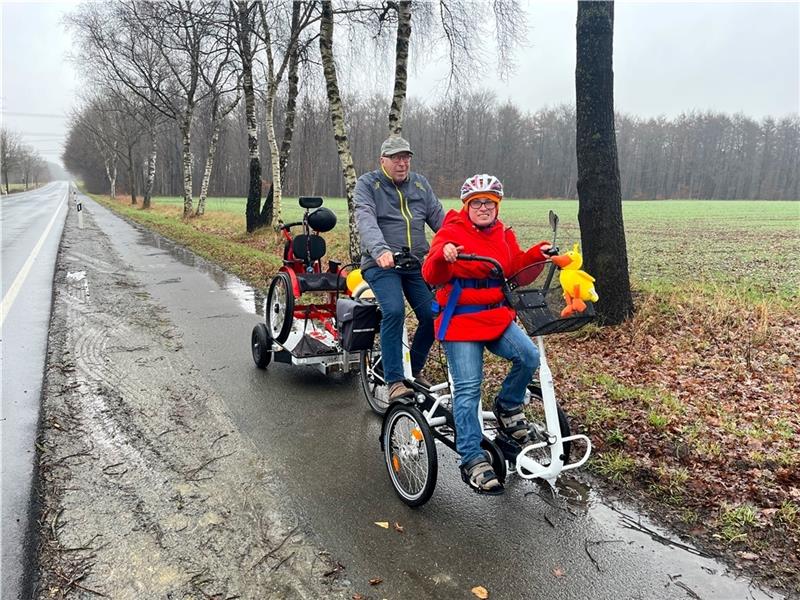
[422, 174, 552, 495]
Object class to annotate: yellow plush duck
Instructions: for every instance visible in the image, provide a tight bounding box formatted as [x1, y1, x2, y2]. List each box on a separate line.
[550, 243, 598, 317]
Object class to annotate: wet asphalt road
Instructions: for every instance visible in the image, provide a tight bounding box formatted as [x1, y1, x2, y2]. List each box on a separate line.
[1, 182, 69, 600]
[77, 195, 779, 600]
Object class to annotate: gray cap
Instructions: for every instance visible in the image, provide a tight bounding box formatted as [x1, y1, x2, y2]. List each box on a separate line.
[380, 135, 413, 157]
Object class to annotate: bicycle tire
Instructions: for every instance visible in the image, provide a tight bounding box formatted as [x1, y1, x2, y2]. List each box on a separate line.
[266, 273, 293, 343]
[359, 332, 390, 415]
[383, 403, 438, 507]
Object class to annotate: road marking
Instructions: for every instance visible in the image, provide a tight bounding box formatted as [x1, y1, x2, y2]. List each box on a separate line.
[0, 190, 67, 328]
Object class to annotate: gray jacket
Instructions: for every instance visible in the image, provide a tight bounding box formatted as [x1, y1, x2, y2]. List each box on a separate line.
[354, 168, 444, 271]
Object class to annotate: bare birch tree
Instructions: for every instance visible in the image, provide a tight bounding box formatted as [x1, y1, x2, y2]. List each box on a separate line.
[0, 128, 21, 194]
[256, 0, 318, 229]
[320, 0, 360, 260]
[388, 0, 411, 135]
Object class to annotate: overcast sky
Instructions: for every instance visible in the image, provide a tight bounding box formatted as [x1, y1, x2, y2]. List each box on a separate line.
[1, 1, 798, 166]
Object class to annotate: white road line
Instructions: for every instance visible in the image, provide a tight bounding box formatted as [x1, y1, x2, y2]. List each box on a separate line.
[0, 190, 67, 328]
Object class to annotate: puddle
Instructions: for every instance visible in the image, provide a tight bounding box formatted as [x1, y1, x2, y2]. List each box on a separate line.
[586, 490, 784, 600]
[135, 229, 265, 316]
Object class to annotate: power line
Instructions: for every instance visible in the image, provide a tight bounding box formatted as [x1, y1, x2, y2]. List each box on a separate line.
[2, 111, 67, 119]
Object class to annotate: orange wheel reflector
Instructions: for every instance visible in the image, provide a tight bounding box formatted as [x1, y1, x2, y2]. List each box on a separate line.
[411, 428, 423, 441]
[392, 455, 401, 472]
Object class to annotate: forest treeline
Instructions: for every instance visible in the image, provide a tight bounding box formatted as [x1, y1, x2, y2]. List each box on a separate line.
[68, 92, 799, 201]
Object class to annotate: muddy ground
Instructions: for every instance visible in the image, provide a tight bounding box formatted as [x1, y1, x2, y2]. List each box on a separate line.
[34, 206, 348, 598]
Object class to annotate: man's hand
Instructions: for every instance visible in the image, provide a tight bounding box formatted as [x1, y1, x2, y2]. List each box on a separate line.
[376, 251, 395, 268]
[443, 243, 464, 263]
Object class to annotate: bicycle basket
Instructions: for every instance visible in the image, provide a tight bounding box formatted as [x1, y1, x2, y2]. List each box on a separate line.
[507, 263, 595, 336]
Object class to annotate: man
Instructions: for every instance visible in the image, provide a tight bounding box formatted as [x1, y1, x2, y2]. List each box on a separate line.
[354, 136, 445, 400]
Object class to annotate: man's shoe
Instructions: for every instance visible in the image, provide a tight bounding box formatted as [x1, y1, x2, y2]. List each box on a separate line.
[413, 372, 433, 388]
[388, 381, 414, 400]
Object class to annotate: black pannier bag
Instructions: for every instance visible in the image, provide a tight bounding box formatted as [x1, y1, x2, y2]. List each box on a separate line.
[336, 297, 381, 352]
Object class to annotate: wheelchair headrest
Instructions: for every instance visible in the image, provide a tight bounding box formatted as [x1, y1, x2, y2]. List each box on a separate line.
[307, 207, 337, 233]
[299, 196, 323, 209]
[292, 234, 326, 264]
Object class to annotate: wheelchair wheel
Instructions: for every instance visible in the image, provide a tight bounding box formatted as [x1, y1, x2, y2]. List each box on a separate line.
[481, 438, 507, 484]
[251, 323, 272, 368]
[266, 273, 293, 343]
[359, 333, 390, 415]
[383, 403, 437, 507]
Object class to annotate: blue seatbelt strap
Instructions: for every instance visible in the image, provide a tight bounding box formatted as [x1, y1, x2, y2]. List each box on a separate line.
[436, 279, 463, 341]
[433, 277, 505, 341]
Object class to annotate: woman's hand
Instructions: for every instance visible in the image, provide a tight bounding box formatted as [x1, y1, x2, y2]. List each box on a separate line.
[443, 243, 463, 263]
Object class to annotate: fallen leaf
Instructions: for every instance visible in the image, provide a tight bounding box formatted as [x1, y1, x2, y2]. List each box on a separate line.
[552, 567, 565, 578]
[352, 594, 366, 600]
[737, 551, 759, 560]
[374, 521, 389, 529]
[471, 585, 489, 599]
[369, 577, 383, 586]
[393, 522, 405, 533]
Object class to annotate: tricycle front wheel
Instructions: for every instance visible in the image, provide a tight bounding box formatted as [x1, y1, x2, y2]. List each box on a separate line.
[382, 403, 437, 507]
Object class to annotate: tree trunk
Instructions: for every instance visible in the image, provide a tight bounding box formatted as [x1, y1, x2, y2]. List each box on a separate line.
[143, 127, 156, 209]
[320, 1, 359, 261]
[388, 1, 412, 135]
[180, 117, 193, 218]
[575, 0, 633, 325]
[197, 121, 220, 216]
[104, 144, 118, 199]
[264, 91, 283, 229]
[128, 144, 137, 205]
[279, 23, 300, 183]
[238, 1, 262, 233]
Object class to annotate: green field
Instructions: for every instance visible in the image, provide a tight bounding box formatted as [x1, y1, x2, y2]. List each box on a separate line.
[153, 195, 800, 300]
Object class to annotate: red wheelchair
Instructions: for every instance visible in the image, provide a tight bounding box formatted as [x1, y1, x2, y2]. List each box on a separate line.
[250, 196, 379, 374]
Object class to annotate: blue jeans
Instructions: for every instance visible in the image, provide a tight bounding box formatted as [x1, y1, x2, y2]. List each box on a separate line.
[362, 266, 435, 384]
[443, 321, 539, 466]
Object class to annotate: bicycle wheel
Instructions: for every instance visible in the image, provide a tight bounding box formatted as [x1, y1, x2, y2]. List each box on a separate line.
[266, 273, 293, 343]
[251, 323, 272, 369]
[383, 403, 438, 507]
[359, 332, 390, 415]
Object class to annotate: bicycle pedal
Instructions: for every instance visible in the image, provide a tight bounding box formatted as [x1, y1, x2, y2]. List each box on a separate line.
[528, 422, 549, 444]
[494, 434, 522, 463]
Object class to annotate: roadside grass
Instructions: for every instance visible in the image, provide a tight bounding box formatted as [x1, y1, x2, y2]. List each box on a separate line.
[89, 191, 800, 591]
[2, 182, 45, 194]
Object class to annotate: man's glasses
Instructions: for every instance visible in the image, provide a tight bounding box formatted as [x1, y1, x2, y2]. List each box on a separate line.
[467, 198, 498, 210]
[386, 153, 412, 163]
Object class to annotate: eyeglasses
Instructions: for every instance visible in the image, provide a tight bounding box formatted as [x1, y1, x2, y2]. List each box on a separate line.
[467, 198, 498, 210]
[385, 153, 412, 163]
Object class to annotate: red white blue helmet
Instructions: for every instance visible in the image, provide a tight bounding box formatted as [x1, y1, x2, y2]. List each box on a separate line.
[460, 174, 504, 202]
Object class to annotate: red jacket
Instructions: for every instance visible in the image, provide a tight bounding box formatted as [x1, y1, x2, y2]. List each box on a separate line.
[422, 209, 549, 341]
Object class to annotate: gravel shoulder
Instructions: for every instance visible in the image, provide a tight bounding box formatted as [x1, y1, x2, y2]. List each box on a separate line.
[35, 203, 347, 598]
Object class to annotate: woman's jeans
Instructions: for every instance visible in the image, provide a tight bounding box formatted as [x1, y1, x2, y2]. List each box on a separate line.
[443, 321, 539, 466]
[362, 266, 434, 384]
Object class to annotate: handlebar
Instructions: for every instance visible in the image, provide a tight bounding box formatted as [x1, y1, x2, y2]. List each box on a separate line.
[393, 246, 421, 270]
[455, 253, 505, 279]
[281, 221, 303, 231]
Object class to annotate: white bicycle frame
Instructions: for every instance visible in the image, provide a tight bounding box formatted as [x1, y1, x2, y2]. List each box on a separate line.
[512, 336, 592, 484]
[393, 323, 592, 486]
